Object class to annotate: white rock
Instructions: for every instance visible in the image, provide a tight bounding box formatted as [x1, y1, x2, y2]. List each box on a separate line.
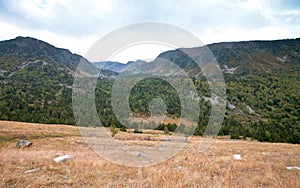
[246, 105, 255, 114]
[286, 166, 300, 170]
[224, 65, 238, 74]
[228, 104, 236, 110]
[53, 155, 73, 163]
[233, 154, 242, 160]
[25, 168, 40, 173]
[178, 166, 183, 171]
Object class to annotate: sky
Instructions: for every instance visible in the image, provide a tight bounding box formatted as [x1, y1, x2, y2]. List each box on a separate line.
[0, 0, 300, 63]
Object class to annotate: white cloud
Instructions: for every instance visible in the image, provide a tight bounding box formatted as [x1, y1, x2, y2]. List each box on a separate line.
[0, 0, 299, 62]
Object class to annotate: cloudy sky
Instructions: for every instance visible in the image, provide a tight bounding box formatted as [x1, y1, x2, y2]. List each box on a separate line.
[0, 0, 299, 62]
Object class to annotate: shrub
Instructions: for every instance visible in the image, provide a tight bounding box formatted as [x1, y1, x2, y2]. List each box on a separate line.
[110, 126, 118, 137]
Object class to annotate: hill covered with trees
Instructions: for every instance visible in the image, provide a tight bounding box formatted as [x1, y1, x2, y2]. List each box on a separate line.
[0, 37, 299, 143]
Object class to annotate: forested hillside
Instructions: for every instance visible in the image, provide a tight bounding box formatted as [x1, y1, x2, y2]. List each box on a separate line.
[0, 37, 299, 143]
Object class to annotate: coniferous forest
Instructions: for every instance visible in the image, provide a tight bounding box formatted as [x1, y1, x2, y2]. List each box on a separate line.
[0, 37, 299, 143]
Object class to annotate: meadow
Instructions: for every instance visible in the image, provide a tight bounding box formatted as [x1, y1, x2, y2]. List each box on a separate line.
[0, 121, 299, 187]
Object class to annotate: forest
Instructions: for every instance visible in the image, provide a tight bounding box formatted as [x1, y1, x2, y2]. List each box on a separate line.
[0, 37, 299, 143]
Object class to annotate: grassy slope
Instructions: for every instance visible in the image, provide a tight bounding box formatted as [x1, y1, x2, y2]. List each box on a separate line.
[0, 121, 299, 187]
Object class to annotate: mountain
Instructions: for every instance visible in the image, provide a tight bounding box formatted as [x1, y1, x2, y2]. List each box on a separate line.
[156, 38, 300, 74]
[93, 61, 127, 73]
[0, 36, 85, 74]
[0, 36, 115, 125]
[98, 38, 300, 76]
[155, 39, 300, 143]
[0, 36, 299, 143]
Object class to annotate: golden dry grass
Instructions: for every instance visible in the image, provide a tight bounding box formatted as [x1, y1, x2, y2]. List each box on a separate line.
[0, 121, 299, 187]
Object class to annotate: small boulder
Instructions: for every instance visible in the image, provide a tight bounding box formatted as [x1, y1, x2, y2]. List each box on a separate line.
[233, 154, 242, 160]
[286, 166, 300, 170]
[137, 153, 146, 158]
[25, 168, 40, 173]
[178, 166, 183, 172]
[16, 140, 32, 149]
[53, 155, 73, 163]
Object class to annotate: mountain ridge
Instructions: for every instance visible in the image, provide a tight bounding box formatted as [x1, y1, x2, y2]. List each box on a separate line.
[0, 36, 299, 143]
[89, 38, 300, 76]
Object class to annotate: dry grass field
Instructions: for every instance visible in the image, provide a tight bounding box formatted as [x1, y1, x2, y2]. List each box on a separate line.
[0, 121, 299, 187]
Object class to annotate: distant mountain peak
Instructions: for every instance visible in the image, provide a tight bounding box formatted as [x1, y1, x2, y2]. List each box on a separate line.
[93, 61, 127, 73]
